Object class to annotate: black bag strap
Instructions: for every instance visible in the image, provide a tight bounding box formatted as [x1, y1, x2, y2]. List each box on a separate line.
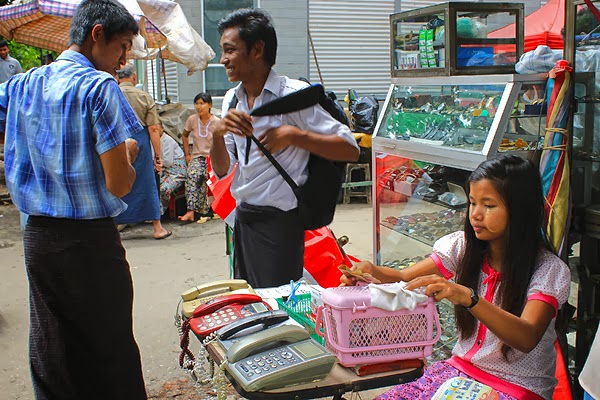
[227, 95, 300, 193]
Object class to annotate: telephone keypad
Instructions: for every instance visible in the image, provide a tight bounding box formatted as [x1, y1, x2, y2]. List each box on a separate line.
[234, 346, 308, 379]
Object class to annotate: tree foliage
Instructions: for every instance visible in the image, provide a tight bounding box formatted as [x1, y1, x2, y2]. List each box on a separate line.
[0, 1, 58, 71]
[7, 40, 48, 71]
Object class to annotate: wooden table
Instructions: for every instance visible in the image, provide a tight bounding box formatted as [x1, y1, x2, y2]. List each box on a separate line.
[206, 341, 424, 400]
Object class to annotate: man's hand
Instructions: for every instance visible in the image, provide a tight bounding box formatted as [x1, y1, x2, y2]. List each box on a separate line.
[259, 125, 299, 154]
[212, 109, 253, 138]
[125, 138, 138, 164]
[154, 157, 163, 173]
[185, 155, 191, 165]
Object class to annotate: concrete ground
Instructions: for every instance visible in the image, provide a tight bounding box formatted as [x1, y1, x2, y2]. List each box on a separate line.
[0, 201, 391, 400]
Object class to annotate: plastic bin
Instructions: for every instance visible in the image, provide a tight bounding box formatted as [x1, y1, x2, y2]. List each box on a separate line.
[276, 293, 325, 345]
[315, 285, 441, 367]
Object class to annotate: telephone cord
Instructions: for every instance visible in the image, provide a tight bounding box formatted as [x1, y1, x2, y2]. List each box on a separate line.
[178, 319, 196, 369]
[214, 360, 229, 400]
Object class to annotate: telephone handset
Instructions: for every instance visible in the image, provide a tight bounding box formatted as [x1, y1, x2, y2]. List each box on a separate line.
[222, 324, 337, 392]
[225, 325, 310, 363]
[181, 279, 256, 318]
[181, 279, 252, 301]
[189, 293, 272, 339]
[217, 309, 290, 341]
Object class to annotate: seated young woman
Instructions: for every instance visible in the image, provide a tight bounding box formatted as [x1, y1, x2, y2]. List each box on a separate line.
[341, 154, 570, 400]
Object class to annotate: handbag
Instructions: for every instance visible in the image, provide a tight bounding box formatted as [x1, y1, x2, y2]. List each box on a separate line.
[227, 83, 348, 230]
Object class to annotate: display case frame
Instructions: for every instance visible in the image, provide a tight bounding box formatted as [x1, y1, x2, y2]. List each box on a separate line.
[390, 2, 524, 77]
[373, 73, 548, 172]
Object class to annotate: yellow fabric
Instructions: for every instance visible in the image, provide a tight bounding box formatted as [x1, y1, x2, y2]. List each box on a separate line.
[543, 71, 571, 254]
[353, 132, 372, 148]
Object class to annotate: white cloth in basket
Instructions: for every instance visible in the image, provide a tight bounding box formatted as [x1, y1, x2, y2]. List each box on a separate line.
[368, 282, 429, 311]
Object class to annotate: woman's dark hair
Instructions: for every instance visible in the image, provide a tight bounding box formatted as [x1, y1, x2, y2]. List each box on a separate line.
[455, 154, 547, 359]
[217, 8, 277, 67]
[69, 0, 139, 46]
[193, 93, 212, 105]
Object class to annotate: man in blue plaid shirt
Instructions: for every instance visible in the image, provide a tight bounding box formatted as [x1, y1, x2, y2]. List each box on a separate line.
[0, 0, 148, 398]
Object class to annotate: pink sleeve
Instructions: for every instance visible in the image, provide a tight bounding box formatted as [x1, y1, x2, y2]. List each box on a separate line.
[184, 115, 194, 132]
[430, 253, 454, 280]
[528, 293, 559, 316]
[431, 231, 465, 276]
[527, 249, 571, 315]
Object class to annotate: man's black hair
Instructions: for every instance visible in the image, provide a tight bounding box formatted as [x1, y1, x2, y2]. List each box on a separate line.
[69, 0, 139, 46]
[193, 93, 212, 104]
[217, 8, 277, 67]
[0, 39, 8, 48]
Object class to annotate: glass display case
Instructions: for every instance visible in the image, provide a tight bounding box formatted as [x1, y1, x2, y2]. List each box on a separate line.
[372, 74, 548, 360]
[375, 74, 548, 172]
[391, 2, 524, 77]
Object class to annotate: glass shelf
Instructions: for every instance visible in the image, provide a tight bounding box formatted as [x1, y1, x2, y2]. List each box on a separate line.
[391, 2, 524, 77]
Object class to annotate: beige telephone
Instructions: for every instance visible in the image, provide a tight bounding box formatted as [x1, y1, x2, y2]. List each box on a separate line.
[181, 279, 256, 318]
[220, 324, 337, 392]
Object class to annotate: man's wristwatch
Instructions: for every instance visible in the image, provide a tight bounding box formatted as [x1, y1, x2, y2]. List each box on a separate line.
[464, 287, 479, 310]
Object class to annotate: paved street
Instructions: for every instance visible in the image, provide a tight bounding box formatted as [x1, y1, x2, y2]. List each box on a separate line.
[0, 202, 375, 399]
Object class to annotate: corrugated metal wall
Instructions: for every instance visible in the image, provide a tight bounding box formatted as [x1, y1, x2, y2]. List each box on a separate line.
[308, 0, 395, 99]
[146, 58, 179, 103]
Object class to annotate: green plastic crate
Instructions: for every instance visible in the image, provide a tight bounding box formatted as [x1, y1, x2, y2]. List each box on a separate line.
[276, 293, 325, 345]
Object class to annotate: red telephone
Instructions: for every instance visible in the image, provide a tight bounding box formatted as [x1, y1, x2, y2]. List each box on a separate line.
[189, 293, 272, 339]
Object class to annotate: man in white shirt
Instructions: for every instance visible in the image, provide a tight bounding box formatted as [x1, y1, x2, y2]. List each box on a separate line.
[0, 39, 22, 83]
[210, 8, 359, 288]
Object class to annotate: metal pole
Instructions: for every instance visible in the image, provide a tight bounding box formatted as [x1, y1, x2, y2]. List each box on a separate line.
[150, 59, 156, 100]
[159, 51, 169, 104]
[308, 30, 324, 87]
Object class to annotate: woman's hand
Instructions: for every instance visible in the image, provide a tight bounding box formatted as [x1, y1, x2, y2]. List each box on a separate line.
[405, 274, 472, 306]
[339, 261, 376, 286]
[185, 155, 191, 165]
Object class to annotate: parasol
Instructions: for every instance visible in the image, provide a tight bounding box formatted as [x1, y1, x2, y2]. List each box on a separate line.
[0, 0, 215, 74]
[539, 59, 573, 256]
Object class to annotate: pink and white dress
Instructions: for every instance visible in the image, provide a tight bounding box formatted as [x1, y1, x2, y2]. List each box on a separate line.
[376, 231, 571, 400]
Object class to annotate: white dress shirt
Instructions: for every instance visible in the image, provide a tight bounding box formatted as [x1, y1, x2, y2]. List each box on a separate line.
[219, 69, 358, 211]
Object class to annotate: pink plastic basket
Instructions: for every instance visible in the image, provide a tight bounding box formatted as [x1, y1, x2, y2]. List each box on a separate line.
[315, 285, 441, 367]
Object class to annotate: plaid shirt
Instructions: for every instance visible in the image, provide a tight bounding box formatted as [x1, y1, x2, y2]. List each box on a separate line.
[1, 50, 143, 219]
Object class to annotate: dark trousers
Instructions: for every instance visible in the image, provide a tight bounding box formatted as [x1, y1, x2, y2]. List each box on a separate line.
[24, 216, 147, 400]
[233, 203, 304, 288]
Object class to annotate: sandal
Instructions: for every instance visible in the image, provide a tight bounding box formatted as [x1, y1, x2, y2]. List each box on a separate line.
[155, 230, 172, 240]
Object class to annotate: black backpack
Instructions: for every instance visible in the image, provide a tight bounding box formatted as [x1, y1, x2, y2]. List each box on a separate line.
[228, 83, 352, 230]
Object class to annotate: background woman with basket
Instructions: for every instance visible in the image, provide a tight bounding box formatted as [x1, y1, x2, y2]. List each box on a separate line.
[341, 154, 570, 400]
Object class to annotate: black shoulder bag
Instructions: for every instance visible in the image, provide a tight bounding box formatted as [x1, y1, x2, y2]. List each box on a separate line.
[228, 84, 349, 230]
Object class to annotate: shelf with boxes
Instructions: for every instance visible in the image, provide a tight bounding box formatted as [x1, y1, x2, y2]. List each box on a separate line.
[390, 2, 524, 77]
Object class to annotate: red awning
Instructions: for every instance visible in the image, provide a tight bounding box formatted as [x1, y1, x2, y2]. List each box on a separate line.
[489, 0, 564, 52]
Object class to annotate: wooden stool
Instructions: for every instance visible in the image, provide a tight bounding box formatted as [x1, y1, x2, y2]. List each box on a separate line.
[168, 187, 186, 219]
[342, 163, 372, 204]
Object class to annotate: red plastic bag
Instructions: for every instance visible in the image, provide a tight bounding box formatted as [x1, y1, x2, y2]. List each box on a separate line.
[206, 156, 237, 221]
[304, 227, 360, 288]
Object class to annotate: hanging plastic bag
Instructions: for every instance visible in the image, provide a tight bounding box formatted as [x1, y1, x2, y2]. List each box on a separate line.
[206, 157, 237, 226]
[350, 96, 379, 134]
[303, 227, 360, 288]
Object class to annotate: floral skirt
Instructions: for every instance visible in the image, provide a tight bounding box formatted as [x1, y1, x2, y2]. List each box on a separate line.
[185, 156, 209, 214]
[159, 158, 186, 215]
[375, 361, 518, 400]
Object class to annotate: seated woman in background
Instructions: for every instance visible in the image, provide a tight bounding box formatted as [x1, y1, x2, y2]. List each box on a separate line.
[179, 93, 219, 224]
[157, 124, 186, 216]
[341, 154, 570, 400]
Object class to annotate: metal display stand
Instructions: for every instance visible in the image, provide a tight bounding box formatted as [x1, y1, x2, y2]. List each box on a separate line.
[205, 342, 424, 400]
